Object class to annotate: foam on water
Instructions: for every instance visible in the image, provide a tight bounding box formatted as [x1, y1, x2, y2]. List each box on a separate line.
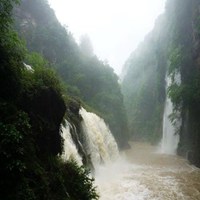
[95, 143, 200, 200]
[95, 157, 155, 200]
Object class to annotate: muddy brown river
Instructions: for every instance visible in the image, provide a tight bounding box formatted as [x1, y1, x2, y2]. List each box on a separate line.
[95, 142, 200, 200]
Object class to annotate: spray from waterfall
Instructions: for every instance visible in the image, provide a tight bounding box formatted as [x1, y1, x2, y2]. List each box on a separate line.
[161, 74, 181, 155]
[79, 107, 119, 167]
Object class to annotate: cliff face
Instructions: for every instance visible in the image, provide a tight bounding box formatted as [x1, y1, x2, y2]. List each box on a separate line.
[121, 15, 169, 142]
[177, 0, 200, 166]
[122, 0, 200, 166]
[165, 0, 200, 166]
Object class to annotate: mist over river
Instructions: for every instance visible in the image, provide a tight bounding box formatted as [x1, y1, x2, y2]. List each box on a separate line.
[95, 143, 200, 200]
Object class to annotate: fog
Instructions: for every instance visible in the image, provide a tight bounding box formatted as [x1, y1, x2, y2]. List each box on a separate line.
[48, 0, 166, 74]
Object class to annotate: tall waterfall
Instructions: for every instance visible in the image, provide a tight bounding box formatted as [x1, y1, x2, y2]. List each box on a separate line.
[62, 120, 82, 164]
[79, 108, 119, 167]
[161, 75, 180, 155]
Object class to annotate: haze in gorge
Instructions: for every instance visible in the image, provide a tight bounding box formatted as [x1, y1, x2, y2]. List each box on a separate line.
[1, 0, 200, 200]
[48, 0, 166, 74]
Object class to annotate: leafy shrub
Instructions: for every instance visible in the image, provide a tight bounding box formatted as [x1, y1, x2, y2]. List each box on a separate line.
[60, 160, 99, 200]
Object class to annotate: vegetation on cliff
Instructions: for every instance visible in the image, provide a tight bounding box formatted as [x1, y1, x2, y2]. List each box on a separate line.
[122, 0, 200, 166]
[13, 0, 129, 148]
[0, 1, 98, 199]
[166, 0, 200, 166]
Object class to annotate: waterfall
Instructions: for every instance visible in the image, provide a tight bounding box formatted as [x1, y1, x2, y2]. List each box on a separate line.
[79, 108, 119, 167]
[61, 120, 82, 164]
[161, 74, 181, 155]
[61, 108, 119, 168]
[23, 62, 34, 72]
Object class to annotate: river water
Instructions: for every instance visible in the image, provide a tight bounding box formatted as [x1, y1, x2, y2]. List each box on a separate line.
[95, 142, 200, 200]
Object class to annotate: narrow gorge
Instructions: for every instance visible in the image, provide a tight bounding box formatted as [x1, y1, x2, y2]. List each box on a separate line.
[1, 0, 200, 199]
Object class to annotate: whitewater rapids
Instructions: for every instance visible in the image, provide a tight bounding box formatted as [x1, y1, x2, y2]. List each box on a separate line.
[95, 142, 200, 200]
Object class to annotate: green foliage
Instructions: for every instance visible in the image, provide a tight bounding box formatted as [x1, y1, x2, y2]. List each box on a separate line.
[0, 1, 99, 199]
[167, 46, 197, 110]
[60, 160, 99, 200]
[0, 29, 26, 102]
[167, 47, 183, 109]
[0, 0, 25, 101]
[30, 65, 64, 93]
[165, 0, 200, 166]
[168, 83, 183, 107]
[131, 0, 200, 166]
[25, 52, 49, 68]
[63, 55, 129, 147]
[14, 0, 78, 64]
[14, 0, 129, 148]
[168, 47, 182, 76]
[0, 0, 19, 30]
[21, 52, 65, 98]
[0, 110, 30, 173]
[0, 108, 35, 200]
[122, 1, 196, 143]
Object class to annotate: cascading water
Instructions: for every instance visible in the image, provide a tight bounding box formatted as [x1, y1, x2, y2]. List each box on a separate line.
[60, 108, 199, 200]
[61, 108, 119, 168]
[61, 120, 82, 165]
[79, 107, 119, 167]
[161, 74, 181, 155]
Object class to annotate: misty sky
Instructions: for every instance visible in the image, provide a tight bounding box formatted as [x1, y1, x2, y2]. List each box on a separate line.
[48, 0, 166, 74]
